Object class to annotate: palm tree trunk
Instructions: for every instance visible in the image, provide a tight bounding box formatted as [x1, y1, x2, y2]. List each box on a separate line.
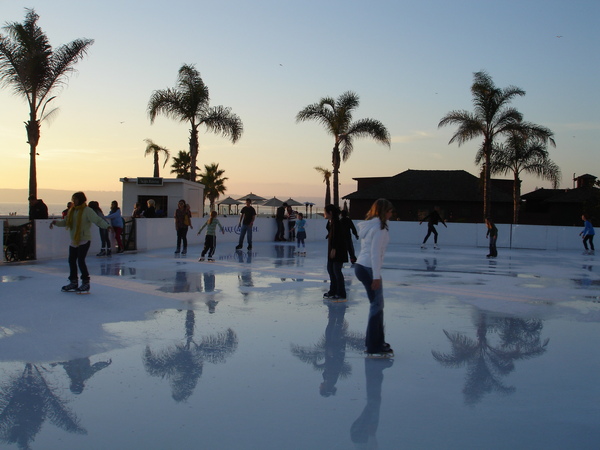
[325, 179, 331, 206]
[332, 145, 341, 207]
[513, 175, 521, 224]
[483, 144, 492, 220]
[26, 118, 40, 199]
[154, 151, 160, 177]
[189, 125, 199, 182]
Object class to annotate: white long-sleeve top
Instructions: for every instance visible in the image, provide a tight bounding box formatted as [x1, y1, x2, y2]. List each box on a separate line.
[356, 218, 389, 279]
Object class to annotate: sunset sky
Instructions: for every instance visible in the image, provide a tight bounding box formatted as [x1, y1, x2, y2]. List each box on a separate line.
[1, 0, 598, 203]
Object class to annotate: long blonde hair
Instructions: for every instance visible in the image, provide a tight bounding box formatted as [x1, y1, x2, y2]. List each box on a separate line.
[365, 198, 393, 230]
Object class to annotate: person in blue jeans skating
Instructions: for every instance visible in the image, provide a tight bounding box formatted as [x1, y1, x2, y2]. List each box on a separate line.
[580, 214, 595, 254]
[354, 198, 394, 356]
[236, 199, 256, 250]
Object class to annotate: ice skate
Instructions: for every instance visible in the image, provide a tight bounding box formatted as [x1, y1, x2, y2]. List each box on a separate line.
[434, 244, 439, 250]
[106, 248, 112, 256]
[365, 348, 394, 359]
[61, 282, 78, 292]
[96, 249, 106, 257]
[208, 258, 215, 262]
[198, 257, 205, 261]
[77, 282, 90, 294]
[420, 244, 427, 249]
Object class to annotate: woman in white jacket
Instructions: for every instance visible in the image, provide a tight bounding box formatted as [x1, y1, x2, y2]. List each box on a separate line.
[354, 198, 394, 356]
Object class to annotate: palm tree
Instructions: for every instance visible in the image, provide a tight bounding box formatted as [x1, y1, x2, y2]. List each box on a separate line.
[432, 313, 548, 405]
[148, 64, 243, 182]
[199, 163, 228, 212]
[143, 138, 170, 177]
[169, 150, 197, 180]
[476, 128, 560, 223]
[297, 91, 391, 207]
[438, 71, 554, 220]
[143, 310, 238, 402]
[0, 363, 86, 448]
[0, 9, 94, 199]
[314, 166, 332, 206]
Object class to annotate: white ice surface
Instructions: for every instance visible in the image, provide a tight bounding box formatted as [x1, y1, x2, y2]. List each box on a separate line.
[1, 242, 599, 449]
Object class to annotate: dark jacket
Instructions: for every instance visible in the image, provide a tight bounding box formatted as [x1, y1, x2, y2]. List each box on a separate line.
[327, 219, 348, 263]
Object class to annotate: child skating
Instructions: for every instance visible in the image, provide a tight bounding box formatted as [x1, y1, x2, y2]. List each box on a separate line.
[197, 211, 225, 261]
[293, 212, 307, 256]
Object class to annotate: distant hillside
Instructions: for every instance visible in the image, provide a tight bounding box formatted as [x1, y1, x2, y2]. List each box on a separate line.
[0, 188, 122, 204]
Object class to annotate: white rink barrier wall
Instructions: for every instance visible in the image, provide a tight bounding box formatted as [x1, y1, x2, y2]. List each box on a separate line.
[4, 218, 587, 261]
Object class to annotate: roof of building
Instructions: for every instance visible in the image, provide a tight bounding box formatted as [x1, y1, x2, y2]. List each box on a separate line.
[344, 169, 513, 203]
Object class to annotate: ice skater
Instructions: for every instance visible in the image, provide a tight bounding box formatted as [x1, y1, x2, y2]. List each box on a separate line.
[293, 212, 307, 255]
[323, 204, 347, 301]
[485, 218, 498, 258]
[50, 191, 112, 293]
[105, 200, 125, 253]
[197, 210, 225, 261]
[236, 199, 256, 250]
[579, 214, 595, 254]
[420, 206, 446, 249]
[174, 199, 193, 254]
[88, 201, 111, 256]
[354, 198, 394, 357]
[341, 209, 359, 264]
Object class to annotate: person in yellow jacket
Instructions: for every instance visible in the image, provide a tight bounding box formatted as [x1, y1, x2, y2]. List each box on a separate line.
[50, 191, 112, 293]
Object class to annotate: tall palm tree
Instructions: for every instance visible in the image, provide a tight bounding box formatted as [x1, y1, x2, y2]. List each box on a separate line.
[476, 128, 560, 223]
[439, 71, 554, 220]
[169, 150, 197, 180]
[199, 163, 228, 212]
[143, 138, 170, 177]
[0, 9, 94, 199]
[297, 91, 391, 207]
[148, 64, 243, 182]
[314, 166, 332, 206]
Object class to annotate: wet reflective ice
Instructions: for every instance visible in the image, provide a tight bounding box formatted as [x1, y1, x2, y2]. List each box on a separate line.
[1, 243, 599, 449]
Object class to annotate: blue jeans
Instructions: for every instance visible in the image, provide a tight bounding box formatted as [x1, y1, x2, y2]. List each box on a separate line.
[354, 263, 386, 353]
[238, 223, 252, 247]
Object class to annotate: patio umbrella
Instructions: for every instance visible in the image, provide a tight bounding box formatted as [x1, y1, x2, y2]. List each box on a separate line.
[218, 196, 242, 215]
[237, 192, 266, 214]
[283, 198, 303, 207]
[237, 192, 266, 203]
[262, 197, 284, 207]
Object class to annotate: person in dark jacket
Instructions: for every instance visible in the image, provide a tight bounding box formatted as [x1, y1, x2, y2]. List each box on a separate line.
[28, 196, 48, 220]
[485, 218, 498, 258]
[323, 204, 348, 300]
[340, 209, 359, 264]
[275, 202, 287, 241]
[420, 206, 446, 249]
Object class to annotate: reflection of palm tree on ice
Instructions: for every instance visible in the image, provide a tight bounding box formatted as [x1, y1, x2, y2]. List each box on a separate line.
[291, 304, 363, 396]
[143, 310, 238, 402]
[351, 358, 393, 449]
[432, 313, 549, 405]
[0, 363, 86, 449]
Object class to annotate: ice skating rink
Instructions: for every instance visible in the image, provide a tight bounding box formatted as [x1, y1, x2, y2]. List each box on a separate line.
[1, 241, 599, 449]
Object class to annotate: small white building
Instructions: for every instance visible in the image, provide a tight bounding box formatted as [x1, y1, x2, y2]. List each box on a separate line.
[120, 177, 204, 217]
